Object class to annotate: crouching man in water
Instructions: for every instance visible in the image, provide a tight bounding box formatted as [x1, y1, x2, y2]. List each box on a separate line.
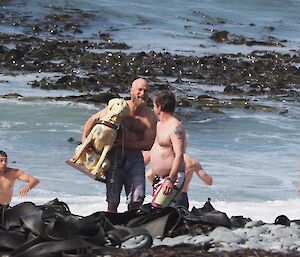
[0, 150, 39, 205]
[149, 91, 186, 207]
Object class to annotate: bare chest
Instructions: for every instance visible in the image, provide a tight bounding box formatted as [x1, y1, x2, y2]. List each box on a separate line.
[0, 175, 15, 190]
[122, 115, 147, 135]
[156, 123, 172, 147]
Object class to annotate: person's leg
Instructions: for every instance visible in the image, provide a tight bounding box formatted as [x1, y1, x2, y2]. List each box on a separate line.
[124, 152, 145, 210]
[174, 192, 189, 209]
[105, 150, 124, 212]
[128, 202, 141, 211]
[107, 203, 119, 213]
[186, 155, 212, 186]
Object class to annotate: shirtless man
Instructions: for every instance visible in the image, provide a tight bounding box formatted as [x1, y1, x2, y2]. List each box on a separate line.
[0, 150, 39, 205]
[149, 90, 186, 207]
[144, 152, 213, 209]
[81, 78, 157, 212]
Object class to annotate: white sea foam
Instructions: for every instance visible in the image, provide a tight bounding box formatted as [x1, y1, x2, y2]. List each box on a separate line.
[0, 121, 26, 129]
[11, 195, 300, 224]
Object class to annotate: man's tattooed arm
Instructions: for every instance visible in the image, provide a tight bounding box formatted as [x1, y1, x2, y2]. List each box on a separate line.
[174, 126, 183, 139]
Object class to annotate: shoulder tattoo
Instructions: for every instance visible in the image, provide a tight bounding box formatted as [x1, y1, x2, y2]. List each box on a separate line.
[174, 127, 183, 139]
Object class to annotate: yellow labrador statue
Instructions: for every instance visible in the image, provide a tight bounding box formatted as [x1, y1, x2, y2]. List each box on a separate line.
[67, 98, 129, 181]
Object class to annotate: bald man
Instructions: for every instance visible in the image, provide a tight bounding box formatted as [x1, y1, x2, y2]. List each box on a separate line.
[81, 78, 157, 212]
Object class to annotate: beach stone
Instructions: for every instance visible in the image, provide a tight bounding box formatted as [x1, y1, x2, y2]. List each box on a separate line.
[213, 233, 246, 245]
[189, 234, 213, 245]
[213, 242, 243, 252]
[231, 228, 247, 237]
[244, 226, 268, 236]
[209, 227, 246, 244]
[153, 235, 192, 247]
[244, 220, 265, 228]
[289, 243, 300, 251]
[280, 238, 300, 251]
[209, 226, 231, 236]
[275, 215, 291, 226]
[244, 237, 270, 250]
[268, 225, 295, 239]
[269, 241, 285, 251]
[121, 235, 152, 249]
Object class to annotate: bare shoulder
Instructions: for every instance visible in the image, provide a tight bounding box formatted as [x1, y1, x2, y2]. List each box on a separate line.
[4, 168, 19, 179]
[141, 106, 157, 125]
[15, 168, 26, 177]
[171, 119, 185, 137]
[143, 106, 156, 118]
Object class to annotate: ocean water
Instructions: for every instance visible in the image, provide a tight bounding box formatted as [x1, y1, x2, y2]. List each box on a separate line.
[1, 0, 300, 223]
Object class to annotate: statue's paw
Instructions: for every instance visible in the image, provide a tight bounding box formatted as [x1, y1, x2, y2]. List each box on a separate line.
[90, 169, 98, 175]
[70, 156, 77, 162]
[97, 168, 106, 177]
[102, 159, 110, 170]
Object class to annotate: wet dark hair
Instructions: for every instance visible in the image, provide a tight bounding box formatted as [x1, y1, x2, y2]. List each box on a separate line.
[0, 150, 7, 157]
[153, 90, 176, 113]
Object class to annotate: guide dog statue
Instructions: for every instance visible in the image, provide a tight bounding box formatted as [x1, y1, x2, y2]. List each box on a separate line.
[70, 98, 129, 177]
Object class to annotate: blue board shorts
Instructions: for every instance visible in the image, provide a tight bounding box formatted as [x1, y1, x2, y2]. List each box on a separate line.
[106, 148, 145, 205]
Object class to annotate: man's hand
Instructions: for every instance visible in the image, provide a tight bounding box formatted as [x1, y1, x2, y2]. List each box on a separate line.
[163, 179, 173, 195]
[19, 187, 30, 196]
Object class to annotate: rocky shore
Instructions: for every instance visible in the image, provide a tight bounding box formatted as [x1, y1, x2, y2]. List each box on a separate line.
[1, 199, 300, 257]
[1, 1, 299, 116]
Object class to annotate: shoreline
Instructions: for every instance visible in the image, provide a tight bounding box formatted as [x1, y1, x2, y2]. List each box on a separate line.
[1, 2, 300, 255]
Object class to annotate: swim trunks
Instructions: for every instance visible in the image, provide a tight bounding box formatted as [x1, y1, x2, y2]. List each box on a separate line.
[174, 191, 189, 209]
[106, 148, 145, 205]
[151, 171, 185, 208]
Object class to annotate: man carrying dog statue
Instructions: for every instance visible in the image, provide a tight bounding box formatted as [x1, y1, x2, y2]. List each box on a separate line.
[79, 78, 157, 213]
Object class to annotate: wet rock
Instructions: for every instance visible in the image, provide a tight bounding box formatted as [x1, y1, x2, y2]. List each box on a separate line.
[176, 98, 191, 107]
[0, 45, 8, 55]
[0, 6, 298, 115]
[2, 93, 23, 99]
[224, 85, 243, 95]
[87, 92, 120, 104]
[210, 31, 229, 42]
[4, 49, 25, 67]
[151, 83, 171, 91]
[99, 33, 112, 42]
[206, 108, 223, 114]
[275, 215, 291, 226]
